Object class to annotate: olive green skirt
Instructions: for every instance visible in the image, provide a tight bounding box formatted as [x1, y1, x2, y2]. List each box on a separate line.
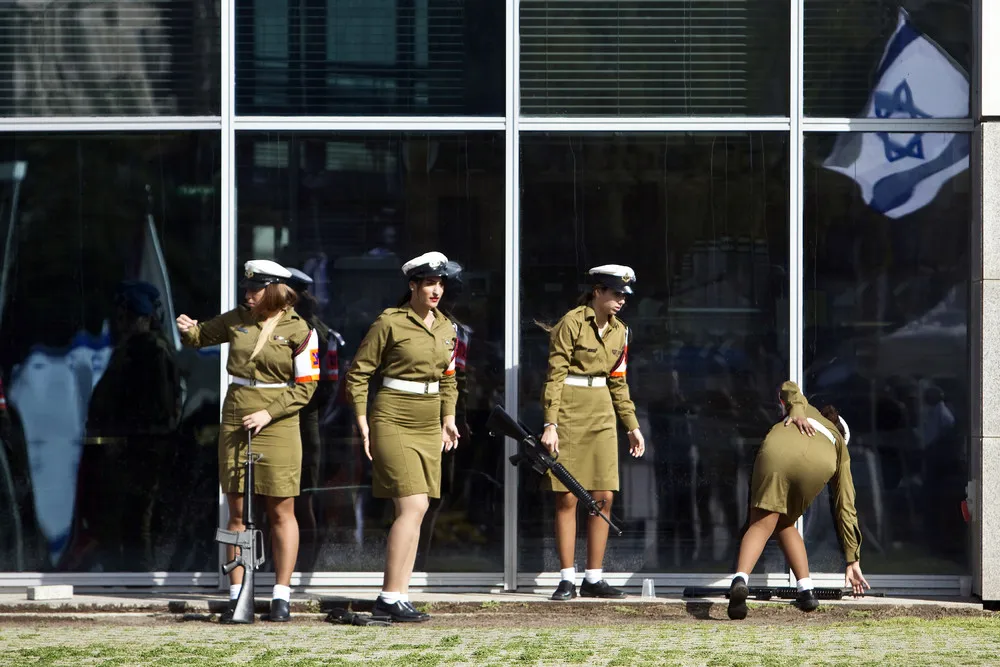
[219, 416, 302, 498]
[750, 422, 838, 520]
[370, 388, 442, 499]
[544, 384, 619, 492]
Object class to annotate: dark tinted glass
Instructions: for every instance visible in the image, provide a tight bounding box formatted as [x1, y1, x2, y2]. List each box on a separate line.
[804, 0, 971, 118]
[803, 132, 969, 574]
[236, 131, 505, 572]
[519, 133, 790, 575]
[236, 0, 505, 116]
[0, 133, 221, 572]
[0, 1, 221, 116]
[520, 1, 790, 116]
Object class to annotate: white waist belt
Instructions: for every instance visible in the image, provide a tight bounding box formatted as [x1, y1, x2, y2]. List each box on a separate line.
[383, 377, 440, 394]
[231, 376, 289, 389]
[564, 375, 607, 388]
[807, 418, 837, 445]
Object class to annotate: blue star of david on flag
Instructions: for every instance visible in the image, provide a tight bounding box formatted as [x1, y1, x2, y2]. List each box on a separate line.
[822, 9, 969, 219]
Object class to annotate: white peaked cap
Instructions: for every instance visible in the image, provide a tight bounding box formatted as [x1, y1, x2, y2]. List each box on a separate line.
[402, 251, 449, 275]
[588, 264, 636, 281]
[244, 259, 292, 280]
[588, 264, 637, 294]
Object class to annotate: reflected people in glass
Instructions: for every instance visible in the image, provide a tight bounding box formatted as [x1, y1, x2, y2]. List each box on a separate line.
[519, 133, 791, 575]
[236, 132, 506, 573]
[0, 133, 221, 573]
[803, 131, 970, 575]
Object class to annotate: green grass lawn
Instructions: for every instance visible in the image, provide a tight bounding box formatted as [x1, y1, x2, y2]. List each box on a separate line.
[2, 608, 999, 666]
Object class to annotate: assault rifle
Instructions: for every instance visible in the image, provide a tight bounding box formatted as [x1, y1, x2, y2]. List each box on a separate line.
[487, 405, 623, 536]
[215, 430, 265, 624]
[682, 586, 882, 600]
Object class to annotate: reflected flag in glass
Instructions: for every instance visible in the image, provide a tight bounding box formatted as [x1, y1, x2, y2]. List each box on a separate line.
[822, 9, 969, 219]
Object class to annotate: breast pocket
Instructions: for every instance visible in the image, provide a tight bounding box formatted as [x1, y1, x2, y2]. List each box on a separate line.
[572, 343, 602, 370]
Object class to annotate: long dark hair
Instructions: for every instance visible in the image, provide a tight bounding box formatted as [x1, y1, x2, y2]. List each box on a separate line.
[535, 285, 599, 332]
[820, 404, 846, 437]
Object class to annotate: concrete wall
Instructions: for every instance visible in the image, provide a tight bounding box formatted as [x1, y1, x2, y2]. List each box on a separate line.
[973, 0, 1000, 602]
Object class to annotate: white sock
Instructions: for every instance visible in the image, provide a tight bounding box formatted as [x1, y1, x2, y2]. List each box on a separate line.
[796, 577, 813, 592]
[734, 572, 750, 586]
[379, 591, 401, 605]
[560, 567, 576, 583]
[229, 584, 241, 600]
[584, 569, 603, 584]
[272, 584, 291, 602]
[399, 594, 409, 604]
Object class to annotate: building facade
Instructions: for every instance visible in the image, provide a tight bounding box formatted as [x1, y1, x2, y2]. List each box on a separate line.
[0, 0, 994, 600]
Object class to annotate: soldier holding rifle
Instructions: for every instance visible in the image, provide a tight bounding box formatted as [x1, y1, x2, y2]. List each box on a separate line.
[177, 260, 318, 623]
[538, 265, 647, 601]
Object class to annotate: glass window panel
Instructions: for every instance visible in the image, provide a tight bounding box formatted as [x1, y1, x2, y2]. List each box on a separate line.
[519, 133, 790, 575]
[520, 1, 790, 117]
[236, 131, 505, 572]
[0, 132, 221, 572]
[804, 0, 971, 118]
[803, 132, 970, 574]
[0, 1, 221, 116]
[236, 0, 505, 116]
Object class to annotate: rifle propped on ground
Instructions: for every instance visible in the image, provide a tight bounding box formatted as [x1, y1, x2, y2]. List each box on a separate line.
[487, 405, 623, 536]
[683, 586, 883, 600]
[215, 430, 265, 624]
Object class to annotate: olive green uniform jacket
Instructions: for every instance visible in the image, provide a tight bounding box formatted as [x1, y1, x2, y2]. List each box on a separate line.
[345, 305, 457, 498]
[540, 305, 638, 491]
[751, 381, 862, 562]
[182, 306, 317, 497]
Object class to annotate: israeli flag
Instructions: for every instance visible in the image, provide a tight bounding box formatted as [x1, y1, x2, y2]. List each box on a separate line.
[823, 9, 969, 219]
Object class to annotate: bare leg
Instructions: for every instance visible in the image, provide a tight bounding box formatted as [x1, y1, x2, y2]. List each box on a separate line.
[734, 508, 781, 575]
[224, 493, 245, 586]
[585, 491, 614, 570]
[264, 496, 299, 587]
[384, 494, 429, 593]
[776, 518, 811, 581]
[554, 492, 578, 570]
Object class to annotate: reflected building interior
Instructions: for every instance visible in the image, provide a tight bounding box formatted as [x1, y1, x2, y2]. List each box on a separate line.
[0, 0, 976, 585]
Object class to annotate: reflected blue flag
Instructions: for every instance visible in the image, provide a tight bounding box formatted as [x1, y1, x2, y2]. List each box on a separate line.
[823, 10, 969, 219]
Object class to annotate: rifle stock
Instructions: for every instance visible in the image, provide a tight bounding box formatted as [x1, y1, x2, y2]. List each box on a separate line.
[487, 406, 624, 537]
[215, 430, 265, 624]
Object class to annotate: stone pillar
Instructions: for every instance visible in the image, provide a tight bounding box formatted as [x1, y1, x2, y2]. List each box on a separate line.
[972, 0, 1000, 603]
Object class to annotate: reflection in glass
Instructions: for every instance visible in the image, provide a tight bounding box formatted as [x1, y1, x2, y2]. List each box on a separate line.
[803, 132, 970, 574]
[519, 133, 790, 574]
[0, 1, 221, 116]
[0, 133, 221, 572]
[236, 132, 505, 572]
[236, 0, 505, 116]
[520, 1, 790, 116]
[804, 1, 971, 118]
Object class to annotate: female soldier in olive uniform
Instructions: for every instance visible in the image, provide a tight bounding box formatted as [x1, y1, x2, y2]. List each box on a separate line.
[540, 265, 647, 601]
[346, 251, 461, 623]
[727, 381, 869, 620]
[177, 260, 318, 623]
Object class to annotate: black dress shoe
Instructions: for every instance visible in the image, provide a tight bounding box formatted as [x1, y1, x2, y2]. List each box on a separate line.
[550, 580, 577, 601]
[796, 589, 820, 612]
[402, 601, 431, 621]
[266, 599, 291, 622]
[373, 597, 430, 623]
[727, 577, 749, 620]
[579, 580, 626, 599]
